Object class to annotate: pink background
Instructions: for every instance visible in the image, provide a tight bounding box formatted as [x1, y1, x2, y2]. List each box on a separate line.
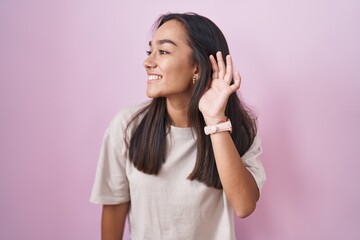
[1, 0, 359, 239]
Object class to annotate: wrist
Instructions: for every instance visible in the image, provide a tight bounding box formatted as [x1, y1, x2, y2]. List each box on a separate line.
[203, 115, 227, 126]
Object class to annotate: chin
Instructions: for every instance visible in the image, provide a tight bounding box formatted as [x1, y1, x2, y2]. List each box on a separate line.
[146, 91, 160, 99]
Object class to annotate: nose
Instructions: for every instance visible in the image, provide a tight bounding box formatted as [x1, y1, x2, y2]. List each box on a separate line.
[143, 53, 157, 69]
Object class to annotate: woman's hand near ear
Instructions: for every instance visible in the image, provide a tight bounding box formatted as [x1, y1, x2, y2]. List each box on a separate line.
[199, 51, 241, 125]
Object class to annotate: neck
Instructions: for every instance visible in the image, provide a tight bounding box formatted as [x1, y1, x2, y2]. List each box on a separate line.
[166, 98, 190, 128]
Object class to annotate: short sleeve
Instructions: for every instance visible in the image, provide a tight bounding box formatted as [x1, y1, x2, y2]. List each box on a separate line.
[89, 123, 130, 205]
[241, 134, 266, 193]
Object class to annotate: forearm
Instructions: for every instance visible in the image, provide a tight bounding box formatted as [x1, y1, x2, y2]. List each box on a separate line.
[101, 202, 129, 240]
[210, 132, 259, 218]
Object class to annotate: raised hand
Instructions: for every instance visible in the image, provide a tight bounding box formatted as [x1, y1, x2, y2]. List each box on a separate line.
[199, 51, 241, 125]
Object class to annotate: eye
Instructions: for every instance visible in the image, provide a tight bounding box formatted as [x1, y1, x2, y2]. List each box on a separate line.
[159, 50, 169, 55]
[146, 51, 152, 56]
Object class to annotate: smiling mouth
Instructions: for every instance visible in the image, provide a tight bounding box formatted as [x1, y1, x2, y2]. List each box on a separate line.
[148, 75, 163, 80]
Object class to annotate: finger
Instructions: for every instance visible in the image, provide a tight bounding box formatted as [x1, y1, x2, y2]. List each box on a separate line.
[229, 71, 241, 92]
[224, 55, 233, 84]
[236, 71, 242, 87]
[216, 51, 226, 79]
[209, 55, 219, 79]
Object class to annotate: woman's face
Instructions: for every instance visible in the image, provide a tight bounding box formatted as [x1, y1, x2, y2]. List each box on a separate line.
[144, 20, 198, 100]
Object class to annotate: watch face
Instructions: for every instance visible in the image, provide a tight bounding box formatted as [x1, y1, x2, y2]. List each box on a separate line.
[205, 125, 216, 135]
[209, 126, 217, 134]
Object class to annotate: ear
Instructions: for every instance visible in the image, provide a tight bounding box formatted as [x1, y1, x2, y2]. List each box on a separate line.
[192, 63, 200, 79]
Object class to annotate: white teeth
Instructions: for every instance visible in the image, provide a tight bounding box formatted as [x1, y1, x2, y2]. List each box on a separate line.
[148, 75, 162, 80]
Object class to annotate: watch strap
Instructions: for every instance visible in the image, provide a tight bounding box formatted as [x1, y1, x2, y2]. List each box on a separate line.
[204, 119, 232, 135]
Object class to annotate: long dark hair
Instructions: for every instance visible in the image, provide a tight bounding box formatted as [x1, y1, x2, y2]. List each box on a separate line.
[125, 13, 257, 189]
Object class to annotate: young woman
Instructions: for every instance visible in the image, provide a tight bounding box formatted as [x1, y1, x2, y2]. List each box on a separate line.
[90, 12, 266, 240]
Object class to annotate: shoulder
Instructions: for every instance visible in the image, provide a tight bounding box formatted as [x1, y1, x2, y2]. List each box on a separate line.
[242, 134, 262, 160]
[241, 133, 266, 192]
[112, 101, 150, 125]
[106, 101, 150, 137]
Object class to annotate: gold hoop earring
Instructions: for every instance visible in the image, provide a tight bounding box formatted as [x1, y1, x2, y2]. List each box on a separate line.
[192, 75, 197, 84]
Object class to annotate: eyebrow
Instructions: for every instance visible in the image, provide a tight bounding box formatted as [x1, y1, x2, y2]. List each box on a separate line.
[148, 39, 178, 47]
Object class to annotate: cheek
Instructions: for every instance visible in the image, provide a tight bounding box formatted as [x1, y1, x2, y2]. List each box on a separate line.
[166, 60, 193, 79]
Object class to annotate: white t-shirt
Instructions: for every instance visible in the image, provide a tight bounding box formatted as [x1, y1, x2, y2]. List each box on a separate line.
[90, 102, 266, 240]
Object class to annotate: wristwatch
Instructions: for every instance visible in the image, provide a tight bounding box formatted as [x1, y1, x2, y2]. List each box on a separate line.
[204, 118, 232, 135]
